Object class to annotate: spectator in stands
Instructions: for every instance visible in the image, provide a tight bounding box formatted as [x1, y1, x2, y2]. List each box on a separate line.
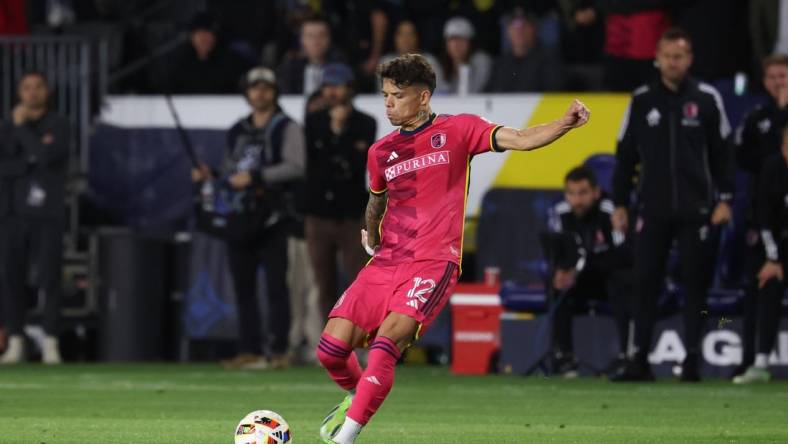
[0, 0, 29, 35]
[750, 0, 788, 76]
[557, 0, 605, 90]
[547, 166, 632, 377]
[487, 15, 564, 92]
[598, 0, 670, 91]
[733, 125, 788, 385]
[0, 71, 69, 365]
[168, 12, 250, 94]
[439, 16, 492, 95]
[304, 63, 376, 318]
[673, 0, 750, 83]
[732, 54, 788, 378]
[192, 67, 305, 370]
[611, 29, 734, 382]
[380, 20, 447, 93]
[277, 16, 345, 96]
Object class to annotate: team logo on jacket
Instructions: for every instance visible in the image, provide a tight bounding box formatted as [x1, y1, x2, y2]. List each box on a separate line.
[430, 132, 447, 149]
[646, 108, 661, 127]
[384, 151, 450, 181]
[683, 102, 699, 118]
[682, 102, 700, 127]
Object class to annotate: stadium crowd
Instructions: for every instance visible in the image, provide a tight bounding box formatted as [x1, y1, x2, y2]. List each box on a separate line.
[0, 1, 786, 386]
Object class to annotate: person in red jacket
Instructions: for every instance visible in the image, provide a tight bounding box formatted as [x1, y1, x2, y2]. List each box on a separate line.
[599, 0, 670, 91]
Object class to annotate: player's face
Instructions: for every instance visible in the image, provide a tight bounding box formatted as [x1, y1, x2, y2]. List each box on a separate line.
[322, 83, 351, 107]
[18, 74, 49, 109]
[246, 82, 276, 111]
[656, 39, 693, 84]
[381, 78, 429, 126]
[565, 179, 600, 217]
[764, 64, 788, 100]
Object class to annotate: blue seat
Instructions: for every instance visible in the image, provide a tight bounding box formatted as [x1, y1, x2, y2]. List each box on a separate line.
[582, 153, 616, 194]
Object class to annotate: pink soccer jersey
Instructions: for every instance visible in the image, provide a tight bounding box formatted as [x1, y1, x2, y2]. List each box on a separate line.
[367, 113, 502, 267]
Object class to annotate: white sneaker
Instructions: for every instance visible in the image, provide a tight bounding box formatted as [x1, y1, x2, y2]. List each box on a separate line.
[733, 366, 770, 384]
[0, 335, 25, 364]
[41, 336, 62, 365]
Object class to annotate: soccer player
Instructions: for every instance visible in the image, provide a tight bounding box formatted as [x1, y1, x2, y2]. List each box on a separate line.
[316, 54, 589, 444]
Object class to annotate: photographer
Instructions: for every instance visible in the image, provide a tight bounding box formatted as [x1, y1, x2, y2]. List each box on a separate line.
[193, 67, 305, 369]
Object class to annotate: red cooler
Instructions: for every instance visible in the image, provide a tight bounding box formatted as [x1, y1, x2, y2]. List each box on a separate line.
[450, 283, 502, 375]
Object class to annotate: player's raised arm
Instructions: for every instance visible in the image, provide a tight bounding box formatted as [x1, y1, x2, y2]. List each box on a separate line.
[494, 99, 590, 152]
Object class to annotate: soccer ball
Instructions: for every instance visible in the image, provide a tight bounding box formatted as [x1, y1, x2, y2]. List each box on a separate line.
[234, 410, 292, 444]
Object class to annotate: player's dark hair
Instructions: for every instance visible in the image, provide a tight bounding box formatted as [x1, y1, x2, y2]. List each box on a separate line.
[658, 27, 693, 50]
[378, 54, 436, 94]
[564, 165, 598, 188]
[763, 54, 788, 71]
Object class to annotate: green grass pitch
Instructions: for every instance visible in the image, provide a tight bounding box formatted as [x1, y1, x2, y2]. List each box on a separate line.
[0, 364, 786, 443]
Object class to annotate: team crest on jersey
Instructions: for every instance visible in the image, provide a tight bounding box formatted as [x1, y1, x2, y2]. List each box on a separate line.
[384, 151, 450, 181]
[430, 132, 447, 149]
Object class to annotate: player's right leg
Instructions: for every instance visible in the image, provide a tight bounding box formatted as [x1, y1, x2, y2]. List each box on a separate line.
[318, 318, 368, 443]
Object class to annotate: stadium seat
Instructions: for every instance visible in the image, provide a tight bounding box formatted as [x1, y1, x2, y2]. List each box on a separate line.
[582, 153, 616, 194]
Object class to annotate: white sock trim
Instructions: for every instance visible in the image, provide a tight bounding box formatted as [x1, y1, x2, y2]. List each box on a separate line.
[333, 416, 363, 444]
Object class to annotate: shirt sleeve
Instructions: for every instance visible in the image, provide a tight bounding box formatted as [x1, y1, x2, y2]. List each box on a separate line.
[460, 114, 503, 156]
[367, 145, 387, 194]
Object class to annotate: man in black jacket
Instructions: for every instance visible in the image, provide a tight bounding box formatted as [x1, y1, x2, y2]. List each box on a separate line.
[547, 166, 633, 377]
[304, 63, 377, 318]
[192, 67, 305, 369]
[733, 128, 787, 384]
[732, 54, 788, 377]
[611, 28, 735, 382]
[0, 72, 69, 365]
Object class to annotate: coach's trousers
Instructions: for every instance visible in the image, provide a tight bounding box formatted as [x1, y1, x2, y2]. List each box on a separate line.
[633, 213, 718, 361]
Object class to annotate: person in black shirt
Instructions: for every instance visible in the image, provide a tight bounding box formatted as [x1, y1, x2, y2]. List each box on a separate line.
[611, 28, 735, 382]
[0, 72, 69, 365]
[168, 12, 250, 94]
[732, 54, 788, 378]
[547, 166, 633, 377]
[304, 63, 377, 318]
[733, 127, 788, 384]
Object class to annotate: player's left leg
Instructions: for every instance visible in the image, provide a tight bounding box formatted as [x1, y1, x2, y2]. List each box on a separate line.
[332, 261, 459, 444]
[332, 312, 418, 444]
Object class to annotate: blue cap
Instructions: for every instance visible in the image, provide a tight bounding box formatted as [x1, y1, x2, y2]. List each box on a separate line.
[322, 63, 355, 86]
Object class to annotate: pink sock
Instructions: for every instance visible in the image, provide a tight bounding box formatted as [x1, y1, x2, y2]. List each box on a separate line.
[317, 334, 362, 391]
[346, 336, 401, 425]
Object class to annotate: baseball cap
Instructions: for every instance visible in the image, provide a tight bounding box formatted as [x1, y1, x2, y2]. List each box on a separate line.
[443, 17, 475, 40]
[322, 63, 355, 86]
[245, 67, 276, 87]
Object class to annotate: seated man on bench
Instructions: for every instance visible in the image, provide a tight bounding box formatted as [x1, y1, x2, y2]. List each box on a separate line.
[546, 166, 633, 377]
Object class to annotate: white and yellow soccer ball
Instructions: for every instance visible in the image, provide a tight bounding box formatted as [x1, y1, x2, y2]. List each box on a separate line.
[234, 410, 292, 444]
